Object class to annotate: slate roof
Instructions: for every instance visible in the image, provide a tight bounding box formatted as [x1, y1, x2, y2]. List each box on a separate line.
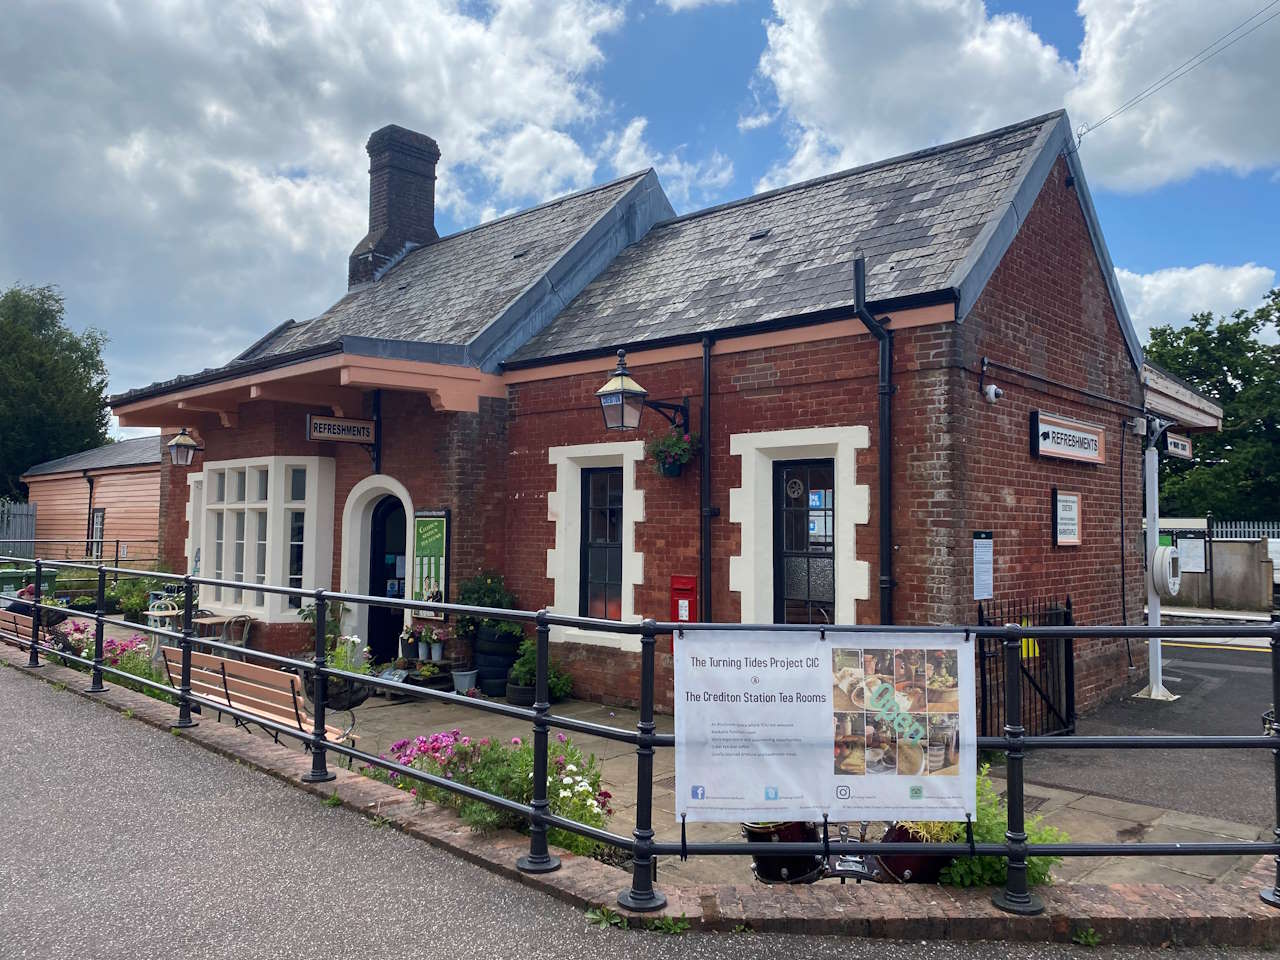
[23, 436, 163, 478]
[509, 112, 1062, 364]
[241, 172, 648, 362]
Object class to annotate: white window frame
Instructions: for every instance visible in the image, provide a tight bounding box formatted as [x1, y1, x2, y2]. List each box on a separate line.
[728, 427, 872, 624]
[546, 441, 645, 652]
[192, 456, 334, 622]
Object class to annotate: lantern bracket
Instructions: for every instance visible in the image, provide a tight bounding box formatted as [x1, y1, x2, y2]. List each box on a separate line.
[644, 398, 691, 436]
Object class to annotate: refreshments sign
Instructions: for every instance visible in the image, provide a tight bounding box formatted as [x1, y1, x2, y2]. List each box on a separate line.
[674, 630, 976, 823]
[1030, 411, 1105, 465]
[306, 415, 375, 444]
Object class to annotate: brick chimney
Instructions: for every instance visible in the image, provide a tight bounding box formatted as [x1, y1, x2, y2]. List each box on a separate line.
[348, 124, 441, 287]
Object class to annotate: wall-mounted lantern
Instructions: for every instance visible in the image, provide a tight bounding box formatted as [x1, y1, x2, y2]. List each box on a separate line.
[166, 428, 203, 467]
[595, 349, 689, 433]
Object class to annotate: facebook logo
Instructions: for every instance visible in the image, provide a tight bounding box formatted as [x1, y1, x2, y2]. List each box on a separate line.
[764, 786, 780, 801]
[691, 785, 706, 800]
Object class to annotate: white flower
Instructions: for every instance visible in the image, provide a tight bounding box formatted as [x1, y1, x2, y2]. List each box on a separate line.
[574, 781, 592, 793]
[559, 789, 572, 799]
[564, 764, 578, 774]
[561, 776, 573, 785]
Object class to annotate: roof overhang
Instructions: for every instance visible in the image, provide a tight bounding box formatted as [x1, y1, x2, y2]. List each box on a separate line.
[1142, 361, 1223, 431]
[112, 342, 506, 428]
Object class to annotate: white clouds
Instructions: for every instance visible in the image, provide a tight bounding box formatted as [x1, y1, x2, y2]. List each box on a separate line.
[659, 0, 737, 9]
[0, 0, 625, 393]
[1116, 263, 1277, 340]
[602, 117, 734, 210]
[1066, 0, 1280, 190]
[480, 125, 598, 202]
[754, 0, 1073, 189]
[752, 0, 1280, 192]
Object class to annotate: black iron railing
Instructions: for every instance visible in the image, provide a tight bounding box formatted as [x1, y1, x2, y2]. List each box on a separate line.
[977, 596, 1075, 737]
[3, 555, 1280, 916]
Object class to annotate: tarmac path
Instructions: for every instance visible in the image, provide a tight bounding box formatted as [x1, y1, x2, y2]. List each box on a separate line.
[0, 661, 1272, 960]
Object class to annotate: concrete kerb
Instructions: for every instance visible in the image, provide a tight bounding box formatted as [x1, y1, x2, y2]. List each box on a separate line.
[2, 639, 1279, 947]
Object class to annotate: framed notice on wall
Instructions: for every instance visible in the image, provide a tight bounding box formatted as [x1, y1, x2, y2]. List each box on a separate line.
[1052, 489, 1082, 547]
[411, 510, 450, 619]
[972, 532, 993, 601]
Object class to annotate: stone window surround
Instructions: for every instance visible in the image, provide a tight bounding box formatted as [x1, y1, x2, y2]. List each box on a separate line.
[728, 426, 871, 624]
[187, 455, 335, 623]
[546, 440, 645, 653]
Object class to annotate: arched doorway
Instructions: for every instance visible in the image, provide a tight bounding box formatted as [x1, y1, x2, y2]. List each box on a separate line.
[366, 495, 407, 663]
[339, 474, 415, 660]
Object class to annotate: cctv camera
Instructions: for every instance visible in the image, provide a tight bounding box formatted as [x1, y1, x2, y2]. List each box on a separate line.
[983, 383, 1003, 404]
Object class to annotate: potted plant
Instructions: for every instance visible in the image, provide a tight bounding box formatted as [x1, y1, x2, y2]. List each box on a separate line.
[645, 429, 699, 478]
[399, 622, 423, 660]
[301, 634, 371, 711]
[429, 626, 444, 662]
[506, 638, 574, 706]
[455, 572, 527, 695]
[451, 665, 478, 694]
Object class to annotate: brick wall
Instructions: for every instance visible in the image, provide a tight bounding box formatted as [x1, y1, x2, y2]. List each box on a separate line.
[953, 157, 1147, 710]
[158, 429, 200, 574]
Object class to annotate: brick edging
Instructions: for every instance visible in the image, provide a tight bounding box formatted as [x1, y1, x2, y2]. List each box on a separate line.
[3, 641, 1278, 947]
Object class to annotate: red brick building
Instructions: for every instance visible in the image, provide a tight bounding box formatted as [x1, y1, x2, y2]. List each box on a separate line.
[112, 112, 1148, 712]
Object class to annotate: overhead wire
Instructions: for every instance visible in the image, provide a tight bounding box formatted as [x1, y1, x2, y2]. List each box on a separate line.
[1076, 0, 1280, 144]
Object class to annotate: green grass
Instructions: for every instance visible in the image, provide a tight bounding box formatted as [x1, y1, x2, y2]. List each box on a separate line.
[324, 791, 343, 807]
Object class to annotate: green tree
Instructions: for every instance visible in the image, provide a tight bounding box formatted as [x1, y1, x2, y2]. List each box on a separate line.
[1144, 289, 1280, 519]
[0, 284, 110, 500]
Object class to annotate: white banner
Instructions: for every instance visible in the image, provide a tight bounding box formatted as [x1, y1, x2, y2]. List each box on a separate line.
[675, 630, 976, 823]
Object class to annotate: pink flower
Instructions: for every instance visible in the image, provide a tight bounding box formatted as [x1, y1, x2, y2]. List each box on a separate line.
[511, 737, 522, 746]
[556, 732, 567, 743]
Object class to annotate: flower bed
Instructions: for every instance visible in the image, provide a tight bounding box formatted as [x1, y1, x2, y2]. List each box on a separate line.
[361, 728, 613, 856]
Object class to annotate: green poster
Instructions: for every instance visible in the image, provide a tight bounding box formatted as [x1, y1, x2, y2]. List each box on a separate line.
[412, 511, 449, 615]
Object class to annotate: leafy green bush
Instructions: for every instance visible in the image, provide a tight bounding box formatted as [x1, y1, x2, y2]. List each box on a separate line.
[298, 600, 345, 647]
[507, 638, 573, 700]
[903, 764, 1065, 887]
[454, 572, 525, 644]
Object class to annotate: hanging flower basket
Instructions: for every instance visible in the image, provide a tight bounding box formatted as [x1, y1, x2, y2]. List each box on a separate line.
[645, 429, 700, 477]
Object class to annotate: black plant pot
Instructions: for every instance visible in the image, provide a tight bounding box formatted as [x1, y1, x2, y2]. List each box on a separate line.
[506, 682, 536, 707]
[301, 666, 371, 711]
[658, 460, 683, 477]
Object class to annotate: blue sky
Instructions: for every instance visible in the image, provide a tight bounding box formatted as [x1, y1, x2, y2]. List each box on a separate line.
[1, 0, 1277, 426]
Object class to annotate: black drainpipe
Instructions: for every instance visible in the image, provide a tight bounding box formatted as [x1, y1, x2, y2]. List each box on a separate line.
[83, 472, 95, 547]
[854, 257, 895, 625]
[699, 336, 717, 621]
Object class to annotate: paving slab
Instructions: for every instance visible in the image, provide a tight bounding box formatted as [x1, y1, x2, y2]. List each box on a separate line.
[1066, 793, 1167, 825]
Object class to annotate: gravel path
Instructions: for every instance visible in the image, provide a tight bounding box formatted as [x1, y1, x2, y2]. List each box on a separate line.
[0, 662, 1270, 960]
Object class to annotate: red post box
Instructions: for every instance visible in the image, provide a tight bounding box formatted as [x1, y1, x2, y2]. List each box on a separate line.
[670, 575, 697, 623]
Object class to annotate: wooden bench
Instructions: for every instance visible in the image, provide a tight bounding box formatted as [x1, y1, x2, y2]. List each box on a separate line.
[160, 647, 357, 751]
[0, 609, 54, 654]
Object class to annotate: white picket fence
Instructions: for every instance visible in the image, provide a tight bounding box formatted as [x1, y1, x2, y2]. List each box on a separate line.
[1212, 519, 1280, 541]
[0, 501, 36, 558]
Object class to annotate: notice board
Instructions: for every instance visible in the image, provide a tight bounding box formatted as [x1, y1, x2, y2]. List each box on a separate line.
[411, 510, 449, 617]
[674, 630, 976, 823]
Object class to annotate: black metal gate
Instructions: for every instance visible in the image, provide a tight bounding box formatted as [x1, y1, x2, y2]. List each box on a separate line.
[976, 596, 1075, 737]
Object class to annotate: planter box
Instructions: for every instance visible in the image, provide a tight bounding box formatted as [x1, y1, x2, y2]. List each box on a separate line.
[506, 682, 535, 707]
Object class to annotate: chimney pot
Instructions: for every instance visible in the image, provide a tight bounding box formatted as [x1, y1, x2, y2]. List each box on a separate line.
[348, 124, 441, 287]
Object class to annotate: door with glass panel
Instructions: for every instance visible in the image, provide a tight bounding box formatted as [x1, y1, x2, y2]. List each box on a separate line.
[579, 467, 623, 620]
[772, 459, 835, 624]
